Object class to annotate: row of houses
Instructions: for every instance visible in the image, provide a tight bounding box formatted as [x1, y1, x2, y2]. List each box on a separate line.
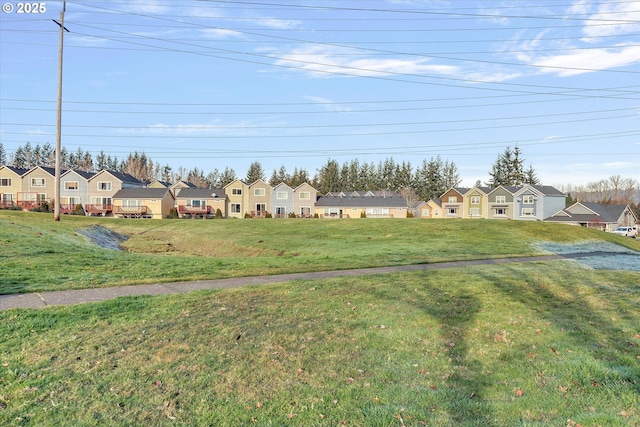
[0, 165, 636, 229]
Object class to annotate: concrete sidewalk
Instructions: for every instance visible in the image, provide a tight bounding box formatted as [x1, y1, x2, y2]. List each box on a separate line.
[0, 252, 631, 310]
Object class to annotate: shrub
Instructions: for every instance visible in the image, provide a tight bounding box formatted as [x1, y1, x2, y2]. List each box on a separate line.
[215, 209, 223, 219]
[167, 208, 179, 219]
[360, 210, 366, 218]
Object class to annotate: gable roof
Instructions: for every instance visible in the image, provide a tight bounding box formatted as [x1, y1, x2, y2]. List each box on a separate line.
[0, 165, 30, 176]
[175, 188, 225, 199]
[112, 188, 173, 199]
[315, 191, 407, 208]
[61, 169, 96, 180]
[545, 202, 636, 224]
[90, 170, 143, 186]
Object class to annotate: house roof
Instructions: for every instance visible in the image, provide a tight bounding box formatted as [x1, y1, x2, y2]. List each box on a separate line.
[1, 165, 30, 176]
[62, 169, 96, 180]
[315, 192, 407, 208]
[531, 185, 565, 196]
[545, 202, 634, 224]
[112, 188, 173, 199]
[175, 188, 225, 199]
[90, 170, 143, 185]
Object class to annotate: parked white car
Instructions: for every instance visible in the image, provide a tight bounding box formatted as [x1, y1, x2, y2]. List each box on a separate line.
[613, 226, 638, 238]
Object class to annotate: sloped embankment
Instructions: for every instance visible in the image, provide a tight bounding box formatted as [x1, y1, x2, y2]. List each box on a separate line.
[77, 225, 128, 250]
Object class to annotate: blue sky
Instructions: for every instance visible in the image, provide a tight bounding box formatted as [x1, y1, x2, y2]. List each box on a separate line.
[1, 0, 638, 186]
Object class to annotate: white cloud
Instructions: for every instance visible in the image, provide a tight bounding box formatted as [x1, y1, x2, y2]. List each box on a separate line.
[531, 44, 640, 76]
[581, 2, 640, 39]
[270, 45, 460, 79]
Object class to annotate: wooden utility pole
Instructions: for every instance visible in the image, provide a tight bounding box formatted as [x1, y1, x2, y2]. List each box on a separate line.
[53, 1, 68, 221]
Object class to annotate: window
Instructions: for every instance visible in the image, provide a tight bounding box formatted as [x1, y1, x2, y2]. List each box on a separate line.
[31, 178, 45, 187]
[190, 200, 206, 207]
[255, 203, 266, 212]
[434, 209, 439, 216]
[0, 178, 11, 186]
[447, 207, 458, 216]
[495, 195, 506, 204]
[448, 196, 457, 203]
[98, 182, 112, 191]
[299, 191, 310, 200]
[92, 197, 111, 205]
[231, 203, 241, 213]
[276, 206, 286, 215]
[254, 188, 265, 196]
[62, 197, 80, 205]
[523, 195, 534, 204]
[521, 208, 534, 216]
[367, 208, 389, 217]
[1, 193, 13, 202]
[470, 208, 480, 216]
[422, 208, 430, 217]
[65, 181, 79, 191]
[471, 196, 480, 205]
[123, 199, 141, 207]
[277, 191, 288, 200]
[232, 188, 242, 195]
[495, 208, 507, 216]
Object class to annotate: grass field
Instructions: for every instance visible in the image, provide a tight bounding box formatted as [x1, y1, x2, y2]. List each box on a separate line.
[1, 210, 638, 294]
[1, 211, 639, 426]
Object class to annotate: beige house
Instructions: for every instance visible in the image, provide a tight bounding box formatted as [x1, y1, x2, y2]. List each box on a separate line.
[314, 190, 408, 219]
[414, 199, 443, 218]
[86, 170, 143, 216]
[19, 166, 57, 210]
[247, 179, 272, 218]
[224, 179, 249, 218]
[545, 202, 638, 232]
[293, 182, 317, 218]
[174, 187, 226, 219]
[0, 165, 28, 209]
[112, 188, 174, 219]
[462, 187, 491, 219]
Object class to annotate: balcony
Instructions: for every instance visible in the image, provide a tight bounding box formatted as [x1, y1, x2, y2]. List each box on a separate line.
[114, 205, 148, 218]
[178, 204, 212, 218]
[85, 204, 113, 216]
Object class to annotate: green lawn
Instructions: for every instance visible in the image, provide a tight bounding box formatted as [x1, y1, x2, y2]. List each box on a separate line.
[1, 210, 638, 294]
[1, 263, 638, 426]
[1, 210, 639, 425]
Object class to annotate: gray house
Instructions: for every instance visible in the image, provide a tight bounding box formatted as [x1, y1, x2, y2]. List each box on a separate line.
[513, 185, 566, 221]
[545, 202, 638, 232]
[271, 182, 295, 218]
[60, 169, 95, 214]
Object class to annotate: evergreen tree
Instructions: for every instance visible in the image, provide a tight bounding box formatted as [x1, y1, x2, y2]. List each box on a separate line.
[40, 143, 55, 167]
[524, 163, 539, 185]
[315, 159, 341, 194]
[245, 160, 265, 183]
[488, 145, 534, 186]
[219, 167, 237, 187]
[96, 151, 108, 171]
[443, 160, 461, 189]
[269, 165, 290, 186]
[0, 142, 7, 165]
[288, 167, 310, 188]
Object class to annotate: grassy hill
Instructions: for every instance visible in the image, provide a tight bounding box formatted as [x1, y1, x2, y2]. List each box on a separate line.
[1, 211, 639, 426]
[1, 210, 638, 294]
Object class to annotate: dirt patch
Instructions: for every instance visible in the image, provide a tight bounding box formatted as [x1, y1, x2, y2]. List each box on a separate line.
[77, 225, 128, 251]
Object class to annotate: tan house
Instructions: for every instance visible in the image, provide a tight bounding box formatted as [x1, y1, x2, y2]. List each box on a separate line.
[293, 182, 317, 218]
[314, 190, 408, 218]
[86, 170, 143, 216]
[247, 179, 272, 218]
[19, 166, 57, 210]
[175, 187, 226, 219]
[440, 188, 469, 219]
[0, 165, 28, 209]
[112, 188, 174, 219]
[223, 179, 249, 218]
[414, 199, 442, 218]
[462, 187, 491, 219]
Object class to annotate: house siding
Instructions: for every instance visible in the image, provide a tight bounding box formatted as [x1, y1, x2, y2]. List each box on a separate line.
[271, 183, 294, 218]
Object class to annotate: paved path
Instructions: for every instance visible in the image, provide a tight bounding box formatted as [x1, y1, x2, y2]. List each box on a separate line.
[0, 252, 632, 310]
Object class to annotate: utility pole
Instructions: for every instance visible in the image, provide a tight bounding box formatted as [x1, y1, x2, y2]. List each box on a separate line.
[53, 1, 68, 221]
